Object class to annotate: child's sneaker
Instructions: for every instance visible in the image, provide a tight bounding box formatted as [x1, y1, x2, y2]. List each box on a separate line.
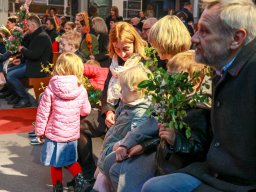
[30, 137, 43, 145]
[74, 173, 92, 192]
[28, 130, 36, 137]
[53, 181, 63, 192]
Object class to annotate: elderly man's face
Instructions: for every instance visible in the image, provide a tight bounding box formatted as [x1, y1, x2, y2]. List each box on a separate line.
[191, 4, 233, 70]
[141, 22, 151, 41]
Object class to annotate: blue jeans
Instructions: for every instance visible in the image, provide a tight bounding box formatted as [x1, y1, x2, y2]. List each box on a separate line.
[105, 152, 156, 192]
[141, 173, 201, 192]
[6, 63, 28, 99]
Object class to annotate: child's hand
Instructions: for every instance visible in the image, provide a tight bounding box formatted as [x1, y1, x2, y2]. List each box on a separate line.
[112, 142, 120, 151]
[158, 123, 176, 145]
[115, 146, 128, 162]
[105, 111, 115, 128]
[37, 136, 45, 144]
[128, 144, 144, 157]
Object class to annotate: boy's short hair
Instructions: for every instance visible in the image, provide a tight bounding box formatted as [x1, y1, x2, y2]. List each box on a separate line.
[119, 64, 151, 97]
[61, 30, 81, 49]
[167, 50, 205, 78]
[27, 13, 42, 27]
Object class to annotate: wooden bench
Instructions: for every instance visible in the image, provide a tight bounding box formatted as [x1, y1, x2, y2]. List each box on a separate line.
[26, 52, 61, 102]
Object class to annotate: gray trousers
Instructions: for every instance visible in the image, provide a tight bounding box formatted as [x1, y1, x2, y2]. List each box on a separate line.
[102, 151, 156, 192]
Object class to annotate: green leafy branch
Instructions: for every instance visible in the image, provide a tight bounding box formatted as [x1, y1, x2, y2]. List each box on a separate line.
[140, 47, 210, 138]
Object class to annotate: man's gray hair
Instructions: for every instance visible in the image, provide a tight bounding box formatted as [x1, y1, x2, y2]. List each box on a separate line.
[202, 0, 256, 44]
[143, 17, 158, 28]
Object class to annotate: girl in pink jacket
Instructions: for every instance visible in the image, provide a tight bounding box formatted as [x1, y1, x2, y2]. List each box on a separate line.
[35, 52, 91, 192]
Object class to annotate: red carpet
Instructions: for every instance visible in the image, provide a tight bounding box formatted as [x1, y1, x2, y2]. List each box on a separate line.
[0, 108, 37, 134]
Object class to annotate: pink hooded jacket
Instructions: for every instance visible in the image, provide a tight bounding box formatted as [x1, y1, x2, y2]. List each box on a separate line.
[35, 75, 91, 142]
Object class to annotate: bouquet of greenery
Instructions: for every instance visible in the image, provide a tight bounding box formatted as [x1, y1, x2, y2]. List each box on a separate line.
[4, 0, 32, 53]
[138, 65, 210, 138]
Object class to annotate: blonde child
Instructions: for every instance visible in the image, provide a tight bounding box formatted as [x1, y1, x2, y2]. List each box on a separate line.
[35, 52, 91, 192]
[59, 30, 86, 62]
[167, 50, 211, 94]
[60, 31, 109, 91]
[93, 64, 155, 192]
[64, 21, 75, 33]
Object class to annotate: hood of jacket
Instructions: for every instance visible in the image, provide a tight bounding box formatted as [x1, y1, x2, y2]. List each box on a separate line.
[48, 75, 84, 100]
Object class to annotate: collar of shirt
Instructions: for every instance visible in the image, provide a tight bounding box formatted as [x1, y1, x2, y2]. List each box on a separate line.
[216, 56, 236, 76]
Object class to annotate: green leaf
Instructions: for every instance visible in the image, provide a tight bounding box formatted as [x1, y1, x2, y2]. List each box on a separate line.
[185, 127, 191, 138]
[138, 80, 152, 88]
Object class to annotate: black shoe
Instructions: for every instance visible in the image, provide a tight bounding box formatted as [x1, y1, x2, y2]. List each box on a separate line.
[13, 98, 31, 108]
[0, 90, 12, 98]
[7, 96, 20, 105]
[53, 181, 63, 192]
[0, 85, 8, 93]
[5, 94, 16, 101]
[74, 173, 92, 192]
[28, 130, 36, 137]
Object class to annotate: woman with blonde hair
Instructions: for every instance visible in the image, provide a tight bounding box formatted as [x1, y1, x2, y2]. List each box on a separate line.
[104, 21, 147, 125]
[148, 15, 191, 61]
[35, 52, 91, 192]
[77, 21, 148, 189]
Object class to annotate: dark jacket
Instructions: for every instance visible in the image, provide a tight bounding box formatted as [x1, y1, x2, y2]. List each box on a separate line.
[105, 15, 123, 32]
[0, 42, 6, 54]
[95, 32, 111, 68]
[180, 38, 256, 192]
[142, 107, 212, 175]
[21, 27, 52, 77]
[45, 28, 58, 42]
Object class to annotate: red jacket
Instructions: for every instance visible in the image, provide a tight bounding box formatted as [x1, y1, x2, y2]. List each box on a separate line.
[83, 64, 109, 91]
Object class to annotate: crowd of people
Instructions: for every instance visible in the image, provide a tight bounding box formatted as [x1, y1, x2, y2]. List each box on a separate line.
[0, 0, 256, 192]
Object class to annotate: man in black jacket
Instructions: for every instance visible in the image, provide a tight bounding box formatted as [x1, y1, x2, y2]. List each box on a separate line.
[142, 0, 256, 191]
[6, 14, 52, 108]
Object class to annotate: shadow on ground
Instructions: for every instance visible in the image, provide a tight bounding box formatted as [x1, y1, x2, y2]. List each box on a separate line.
[0, 133, 72, 192]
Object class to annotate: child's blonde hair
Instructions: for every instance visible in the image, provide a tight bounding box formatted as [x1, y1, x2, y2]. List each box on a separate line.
[86, 59, 101, 66]
[168, 50, 208, 92]
[52, 52, 84, 85]
[61, 30, 81, 50]
[167, 50, 205, 78]
[119, 64, 151, 98]
[64, 21, 75, 30]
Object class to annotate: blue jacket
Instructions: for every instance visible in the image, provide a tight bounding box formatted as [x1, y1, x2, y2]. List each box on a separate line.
[97, 98, 153, 170]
